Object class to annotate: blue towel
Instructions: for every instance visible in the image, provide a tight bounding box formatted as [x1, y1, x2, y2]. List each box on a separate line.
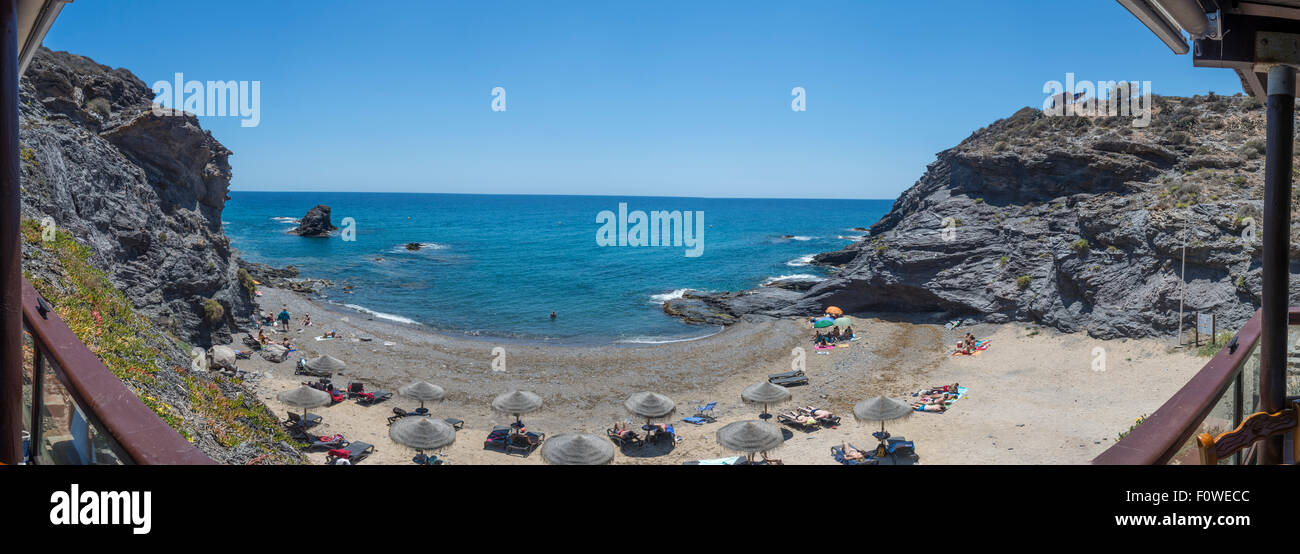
[682, 416, 708, 425]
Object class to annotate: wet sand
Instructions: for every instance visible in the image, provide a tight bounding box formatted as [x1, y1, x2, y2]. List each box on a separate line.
[235, 287, 1204, 465]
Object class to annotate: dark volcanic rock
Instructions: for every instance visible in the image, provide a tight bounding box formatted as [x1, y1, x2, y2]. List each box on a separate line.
[291, 204, 337, 237]
[666, 96, 1286, 339]
[18, 47, 253, 347]
[406, 242, 421, 251]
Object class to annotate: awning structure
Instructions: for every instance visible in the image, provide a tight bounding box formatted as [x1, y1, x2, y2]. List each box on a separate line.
[1114, 0, 1299, 465]
[1119, 0, 1300, 97]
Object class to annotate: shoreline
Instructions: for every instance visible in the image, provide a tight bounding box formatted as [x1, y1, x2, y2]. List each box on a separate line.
[230, 285, 1208, 465]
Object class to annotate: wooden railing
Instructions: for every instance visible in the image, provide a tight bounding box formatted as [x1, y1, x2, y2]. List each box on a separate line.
[1092, 308, 1282, 465]
[20, 278, 212, 464]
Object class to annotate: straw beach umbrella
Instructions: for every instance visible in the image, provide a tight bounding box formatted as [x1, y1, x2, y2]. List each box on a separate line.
[399, 381, 445, 411]
[716, 420, 784, 464]
[624, 391, 675, 434]
[853, 396, 913, 457]
[541, 432, 615, 465]
[492, 390, 543, 429]
[304, 354, 347, 374]
[741, 381, 791, 419]
[389, 416, 456, 464]
[277, 385, 332, 428]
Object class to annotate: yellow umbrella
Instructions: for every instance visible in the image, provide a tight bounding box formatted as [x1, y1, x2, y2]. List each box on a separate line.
[825, 306, 843, 317]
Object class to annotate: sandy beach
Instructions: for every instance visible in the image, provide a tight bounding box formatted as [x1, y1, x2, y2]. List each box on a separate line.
[235, 287, 1205, 465]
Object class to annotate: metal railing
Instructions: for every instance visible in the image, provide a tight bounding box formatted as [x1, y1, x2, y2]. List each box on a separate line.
[19, 278, 212, 464]
[1093, 307, 1300, 465]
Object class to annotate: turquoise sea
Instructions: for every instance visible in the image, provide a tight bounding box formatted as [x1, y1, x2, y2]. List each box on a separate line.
[222, 192, 891, 344]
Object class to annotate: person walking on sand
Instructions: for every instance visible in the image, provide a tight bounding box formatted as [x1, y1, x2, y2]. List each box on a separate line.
[277, 306, 291, 332]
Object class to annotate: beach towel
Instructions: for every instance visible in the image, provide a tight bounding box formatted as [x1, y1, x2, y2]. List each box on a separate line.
[681, 416, 710, 425]
[684, 456, 745, 465]
[315, 336, 336, 341]
[974, 340, 990, 351]
[912, 386, 968, 413]
[815, 344, 835, 350]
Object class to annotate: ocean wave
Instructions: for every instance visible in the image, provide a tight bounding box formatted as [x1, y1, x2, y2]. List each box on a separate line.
[837, 234, 865, 240]
[786, 254, 815, 267]
[649, 288, 693, 304]
[341, 303, 421, 325]
[762, 273, 825, 285]
[390, 242, 448, 254]
[271, 217, 300, 224]
[616, 330, 720, 344]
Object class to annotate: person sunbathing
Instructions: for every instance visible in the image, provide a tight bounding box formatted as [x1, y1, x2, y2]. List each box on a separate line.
[302, 313, 312, 326]
[787, 411, 816, 425]
[841, 442, 867, 461]
[611, 422, 636, 438]
[828, 327, 841, 342]
[802, 406, 834, 420]
[257, 329, 269, 345]
[842, 325, 855, 340]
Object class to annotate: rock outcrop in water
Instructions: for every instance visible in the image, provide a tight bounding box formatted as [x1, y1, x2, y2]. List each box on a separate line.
[17, 47, 253, 347]
[667, 94, 1294, 339]
[291, 204, 337, 237]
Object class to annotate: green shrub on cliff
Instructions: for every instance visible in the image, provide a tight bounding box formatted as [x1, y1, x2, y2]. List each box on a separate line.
[237, 268, 257, 294]
[1016, 275, 1032, 290]
[202, 299, 224, 322]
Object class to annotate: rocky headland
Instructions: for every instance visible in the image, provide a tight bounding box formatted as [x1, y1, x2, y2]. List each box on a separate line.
[667, 94, 1292, 339]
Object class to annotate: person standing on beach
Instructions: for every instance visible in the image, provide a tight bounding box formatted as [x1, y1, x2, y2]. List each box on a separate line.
[277, 306, 292, 332]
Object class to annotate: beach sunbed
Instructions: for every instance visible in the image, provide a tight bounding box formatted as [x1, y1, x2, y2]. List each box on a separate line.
[325, 442, 375, 465]
[647, 424, 677, 445]
[300, 433, 348, 451]
[768, 374, 808, 387]
[443, 417, 465, 430]
[777, 413, 820, 432]
[484, 426, 544, 455]
[767, 370, 804, 381]
[606, 427, 642, 448]
[831, 443, 879, 466]
[347, 382, 393, 405]
[285, 412, 323, 430]
[800, 407, 841, 426]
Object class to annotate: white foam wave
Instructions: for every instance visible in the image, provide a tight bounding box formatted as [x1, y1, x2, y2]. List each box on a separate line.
[391, 242, 448, 254]
[649, 288, 692, 304]
[762, 273, 825, 285]
[341, 303, 420, 325]
[271, 217, 300, 224]
[786, 255, 815, 267]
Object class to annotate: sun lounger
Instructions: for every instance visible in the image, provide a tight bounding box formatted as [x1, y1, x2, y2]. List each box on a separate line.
[300, 433, 348, 451]
[768, 370, 804, 381]
[285, 412, 323, 430]
[800, 407, 841, 426]
[325, 441, 375, 465]
[443, 417, 465, 430]
[777, 413, 820, 432]
[769, 374, 808, 387]
[484, 426, 544, 455]
[606, 427, 643, 448]
[647, 424, 676, 444]
[831, 443, 879, 466]
[347, 382, 393, 405]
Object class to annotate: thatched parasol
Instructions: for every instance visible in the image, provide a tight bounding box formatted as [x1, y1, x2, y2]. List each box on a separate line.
[304, 354, 347, 373]
[277, 385, 332, 427]
[399, 381, 446, 410]
[715, 420, 784, 463]
[492, 390, 543, 427]
[540, 432, 615, 465]
[741, 381, 792, 418]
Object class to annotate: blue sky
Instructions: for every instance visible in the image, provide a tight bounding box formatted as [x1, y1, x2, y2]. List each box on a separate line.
[43, 1, 1242, 199]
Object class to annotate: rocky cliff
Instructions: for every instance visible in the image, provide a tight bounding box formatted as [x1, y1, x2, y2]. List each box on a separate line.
[17, 47, 254, 347]
[669, 94, 1295, 339]
[16, 48, 298, 464]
